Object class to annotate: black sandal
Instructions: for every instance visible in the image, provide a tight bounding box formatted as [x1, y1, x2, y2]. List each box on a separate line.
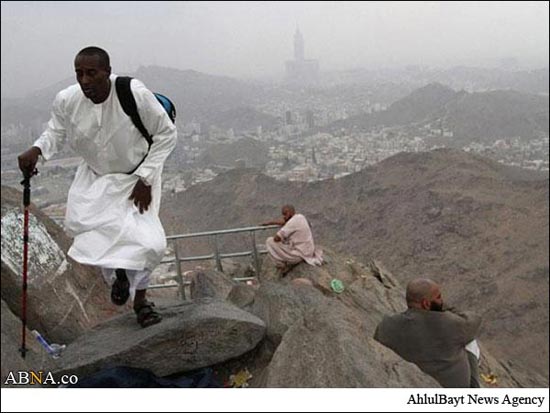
[134, 301, 162, 328]
[111, 269, 130, 306]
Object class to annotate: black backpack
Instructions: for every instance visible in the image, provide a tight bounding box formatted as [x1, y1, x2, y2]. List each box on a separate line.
[115, 76, 176, 173]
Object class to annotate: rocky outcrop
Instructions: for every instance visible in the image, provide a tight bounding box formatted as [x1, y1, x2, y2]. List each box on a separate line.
[1, 185, 125, 344]
[161, 149, 549, 381]
[52, 299, 266, 380]
[245, 250, 547, 387]
[2, 187, 546, 388]
[189, 269, 236, 300]
[252, 281, 438, 387]
[247, 251, 438, 387]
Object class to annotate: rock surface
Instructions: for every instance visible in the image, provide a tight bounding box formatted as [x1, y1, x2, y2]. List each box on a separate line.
[1, 300, 55, 387]
[2, 179, 547, 388]
[52, 299, 266, 379]
[1, 185, 124, 344]
[161, 149, 549, 381]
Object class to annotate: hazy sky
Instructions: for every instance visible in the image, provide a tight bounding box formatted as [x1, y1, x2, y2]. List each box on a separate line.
[1, 1, 548, 98]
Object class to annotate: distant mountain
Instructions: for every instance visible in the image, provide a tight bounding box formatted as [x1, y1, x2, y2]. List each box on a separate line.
[132, 66, 265, 124]
[1, 76, 77, 126]
[431, 66, 549, 95]
[378, 82, 459, 126]
[1, 65, 271, 131]
[442, 89, 549, 141]
[327, 82, 549, 143]
[3, 65, 548, 147]
[326, 82, 459, 130]
[322, 66, 549, 95]
[160, 148, 549, 380]
[0, 103, 47, 130]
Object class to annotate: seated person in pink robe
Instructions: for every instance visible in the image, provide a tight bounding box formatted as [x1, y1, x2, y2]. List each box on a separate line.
[262, 204, 323, 274]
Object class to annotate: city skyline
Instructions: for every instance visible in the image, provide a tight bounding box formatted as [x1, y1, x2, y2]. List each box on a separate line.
[2, 1, 549, 98]
[285, 27, 320, 84]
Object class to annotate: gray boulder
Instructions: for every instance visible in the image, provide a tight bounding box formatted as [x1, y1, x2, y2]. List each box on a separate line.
[52, 298, 266, 380]
[189, 269, 236, 300]
[227, 283, 257, 310]
[1, 185, 123, 344]
[251, 281, 322, 346]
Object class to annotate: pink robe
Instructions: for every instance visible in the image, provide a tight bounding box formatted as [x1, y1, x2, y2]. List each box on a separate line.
[266, 214, 323, 266]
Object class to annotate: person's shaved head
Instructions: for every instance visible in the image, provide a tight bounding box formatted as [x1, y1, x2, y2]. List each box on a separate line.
[282, 204, 295, 214]
[281, 204, 295, 222]
[406, 279, 436, 303]
[406, 278, 443, 310]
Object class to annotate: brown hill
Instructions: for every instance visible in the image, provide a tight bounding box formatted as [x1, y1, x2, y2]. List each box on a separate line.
[160, 148, 549, 381]
[442, 90, 549, 142]
[1, 175, 545, 388]
[326, 83, 549, 144]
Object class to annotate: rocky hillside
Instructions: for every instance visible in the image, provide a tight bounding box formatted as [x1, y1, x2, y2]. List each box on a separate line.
[2, 149, 547, 387]
[442, 89, 549, 142]
[326, 83, 549, 143]
[160, 148, 549, 381]
[4, 244, 543, 388]
[1, 187, 545, 388]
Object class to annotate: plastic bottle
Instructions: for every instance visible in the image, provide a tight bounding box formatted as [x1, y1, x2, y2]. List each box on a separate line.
[49, 343, 66, 359]
[31, 330, 66, 359]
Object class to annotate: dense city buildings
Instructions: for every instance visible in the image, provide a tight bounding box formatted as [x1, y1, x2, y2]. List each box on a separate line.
[1, 29, 547, 208]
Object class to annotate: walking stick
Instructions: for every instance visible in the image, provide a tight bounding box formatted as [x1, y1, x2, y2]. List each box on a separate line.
[19, 169, 37, 359]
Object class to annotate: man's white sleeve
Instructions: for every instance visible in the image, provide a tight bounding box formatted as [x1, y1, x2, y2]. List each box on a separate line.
[33, 91, 67, 160]
[131, 80, 177, 185]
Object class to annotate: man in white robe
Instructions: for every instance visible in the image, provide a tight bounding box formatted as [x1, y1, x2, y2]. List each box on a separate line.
[18, 46, 176, 327]
[262, 205, 323, 275]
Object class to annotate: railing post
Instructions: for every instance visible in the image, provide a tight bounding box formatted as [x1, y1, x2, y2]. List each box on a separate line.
[174, 241, 186, 300]
[213, 235, 223, 272]
[250, 231, 261, 277]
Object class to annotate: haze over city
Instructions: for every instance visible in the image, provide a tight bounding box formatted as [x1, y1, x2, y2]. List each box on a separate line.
[1, 1, 548, 98]
[1, 1, 549, 411]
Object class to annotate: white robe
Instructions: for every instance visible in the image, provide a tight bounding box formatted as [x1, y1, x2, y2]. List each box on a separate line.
[33, 74, 177, 272]
[266, 213, 323, 266]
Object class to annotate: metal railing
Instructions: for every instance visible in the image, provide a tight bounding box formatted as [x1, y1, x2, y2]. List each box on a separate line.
[149, 225, 280, 299]
[46, 215, 65, 226]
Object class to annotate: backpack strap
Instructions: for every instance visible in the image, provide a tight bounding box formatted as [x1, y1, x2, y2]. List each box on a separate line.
[115, 76, 154, 175]
[115, 76, 153, 146]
